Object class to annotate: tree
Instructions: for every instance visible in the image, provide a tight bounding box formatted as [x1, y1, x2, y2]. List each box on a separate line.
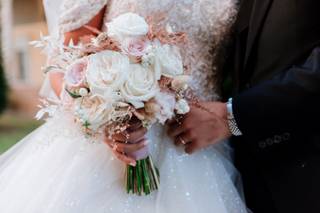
[0, 62, 8, 113]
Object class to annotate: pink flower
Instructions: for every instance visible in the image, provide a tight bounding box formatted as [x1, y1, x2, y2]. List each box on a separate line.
[65, 58, 88, 87]
[121, 38, 149, 57]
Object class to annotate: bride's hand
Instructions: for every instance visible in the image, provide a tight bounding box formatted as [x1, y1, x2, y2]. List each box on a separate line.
[104, 121, 148, 166]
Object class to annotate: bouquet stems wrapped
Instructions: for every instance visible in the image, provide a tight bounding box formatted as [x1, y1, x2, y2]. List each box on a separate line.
[123, 128, 160, 195]
[126, 156, 160, 195]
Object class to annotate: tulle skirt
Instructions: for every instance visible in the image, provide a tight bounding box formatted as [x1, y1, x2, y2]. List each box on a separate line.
[0, 112, 248, 213]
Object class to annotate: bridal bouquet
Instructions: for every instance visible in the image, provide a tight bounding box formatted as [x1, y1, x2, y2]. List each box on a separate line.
[33, 12, 190, 195]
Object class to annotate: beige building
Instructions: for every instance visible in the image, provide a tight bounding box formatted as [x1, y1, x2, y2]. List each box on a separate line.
[1, 0, 48, 116]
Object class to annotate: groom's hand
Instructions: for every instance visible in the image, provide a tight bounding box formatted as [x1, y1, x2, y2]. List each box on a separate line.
[168, 101, 231, 154]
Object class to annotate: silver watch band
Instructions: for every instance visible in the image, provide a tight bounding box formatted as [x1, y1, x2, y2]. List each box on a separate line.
[227, 98, 243, 136]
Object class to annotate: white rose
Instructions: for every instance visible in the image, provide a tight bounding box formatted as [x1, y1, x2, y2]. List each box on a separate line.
[154, 43, 184, 78]
[120, 64, 158, 108]
[75, 95, 113, 131]
[106, 12, 149, 41]
[175, 99, 190, 115]
[86, 50, 130, 96]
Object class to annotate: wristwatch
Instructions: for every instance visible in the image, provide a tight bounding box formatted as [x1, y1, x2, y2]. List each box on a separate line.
[226, 98, 243, 136]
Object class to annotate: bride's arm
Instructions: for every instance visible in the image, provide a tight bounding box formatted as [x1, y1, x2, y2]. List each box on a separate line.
[49, 7, 106, 97]
[63, 7, 106, 45]
[49, 6, 146, 165]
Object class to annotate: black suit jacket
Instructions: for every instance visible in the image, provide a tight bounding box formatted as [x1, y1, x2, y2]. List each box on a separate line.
[227, 0, 320, 212]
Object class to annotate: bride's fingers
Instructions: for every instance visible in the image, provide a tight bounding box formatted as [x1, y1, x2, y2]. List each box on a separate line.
[113, 139, 148, 153]
[105, 139, 113, 148]
[127, 121, 142, 132]
[111, 133, 127, 143]
[127, 127, 147, 143]
[113, 150, 136, 166]
[104, 127, 147, 150]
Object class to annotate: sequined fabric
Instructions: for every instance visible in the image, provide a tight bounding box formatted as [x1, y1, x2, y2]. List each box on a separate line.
[0, 111, 248, 213]
[59, 0, 108, 33]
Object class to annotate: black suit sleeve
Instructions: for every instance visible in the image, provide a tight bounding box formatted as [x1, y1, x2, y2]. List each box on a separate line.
[233, 47, 320, 143]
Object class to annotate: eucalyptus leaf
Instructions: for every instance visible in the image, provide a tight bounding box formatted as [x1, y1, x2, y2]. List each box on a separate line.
[65, 88, 82, 99]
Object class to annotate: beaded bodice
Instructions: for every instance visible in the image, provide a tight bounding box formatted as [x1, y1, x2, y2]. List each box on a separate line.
[58, 0, 238, 100]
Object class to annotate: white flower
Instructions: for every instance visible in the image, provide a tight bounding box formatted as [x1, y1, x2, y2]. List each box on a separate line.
[175, 99, 190, 115]
[106, 13, 149, 41]
[171, 75, 190, 91]
[35, 104, 58, 120]
[141, 45, 157, 70]
[153, 92, 176, 124]
[154, 43, 184, 78]
[86, 50, 130, 96]
[75, 95, 113, 131]
[79, 88, 89, 97]
[165, 24, 174, 34]
[120, 64, 158, 108]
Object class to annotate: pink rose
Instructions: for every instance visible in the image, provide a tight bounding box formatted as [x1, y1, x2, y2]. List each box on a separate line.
[121, 38, 149, 57]
[65, 58, 88, 87]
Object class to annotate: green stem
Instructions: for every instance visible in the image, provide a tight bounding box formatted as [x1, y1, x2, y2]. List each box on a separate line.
[148, 156, 160, 189]
[128, 165, 134, 193]
[125, 156, 160, 195]
[141, 159, 151, 195]
[131, 165, 135, 193]
[136, 160, 142, 195]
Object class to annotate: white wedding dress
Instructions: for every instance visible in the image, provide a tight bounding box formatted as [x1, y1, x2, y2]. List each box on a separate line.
[0, 0, 249, 212]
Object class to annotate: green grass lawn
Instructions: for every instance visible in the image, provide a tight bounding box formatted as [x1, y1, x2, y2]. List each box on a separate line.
[0, 113, 43, 154]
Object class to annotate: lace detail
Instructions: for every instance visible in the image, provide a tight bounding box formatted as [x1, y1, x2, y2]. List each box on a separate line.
[58, 0, 238, 100]
[59, 0, 108, 33]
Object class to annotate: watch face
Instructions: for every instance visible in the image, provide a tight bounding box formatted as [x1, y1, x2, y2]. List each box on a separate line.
[226, 103, 233, 118]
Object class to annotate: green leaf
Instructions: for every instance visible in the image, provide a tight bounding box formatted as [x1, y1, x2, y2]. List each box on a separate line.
[65, 88, 82, 99]
[83, 121, 90, 128]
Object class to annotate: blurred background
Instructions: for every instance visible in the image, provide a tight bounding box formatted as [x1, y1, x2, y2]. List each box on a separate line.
[0, 0, 47, 153]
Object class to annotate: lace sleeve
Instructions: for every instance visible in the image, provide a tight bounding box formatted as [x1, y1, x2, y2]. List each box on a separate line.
[59, 0, 108, 33]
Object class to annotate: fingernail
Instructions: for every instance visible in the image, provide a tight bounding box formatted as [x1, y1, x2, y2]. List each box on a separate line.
[143, 140, 149, 145]
[130, 162, 136, 167]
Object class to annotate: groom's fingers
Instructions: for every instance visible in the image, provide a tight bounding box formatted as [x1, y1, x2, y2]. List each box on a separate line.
[185, 142, 200, 154]
[174, 132, 192, 146]
[167, 123, 185, 138]
[166, 118, 176, 125]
